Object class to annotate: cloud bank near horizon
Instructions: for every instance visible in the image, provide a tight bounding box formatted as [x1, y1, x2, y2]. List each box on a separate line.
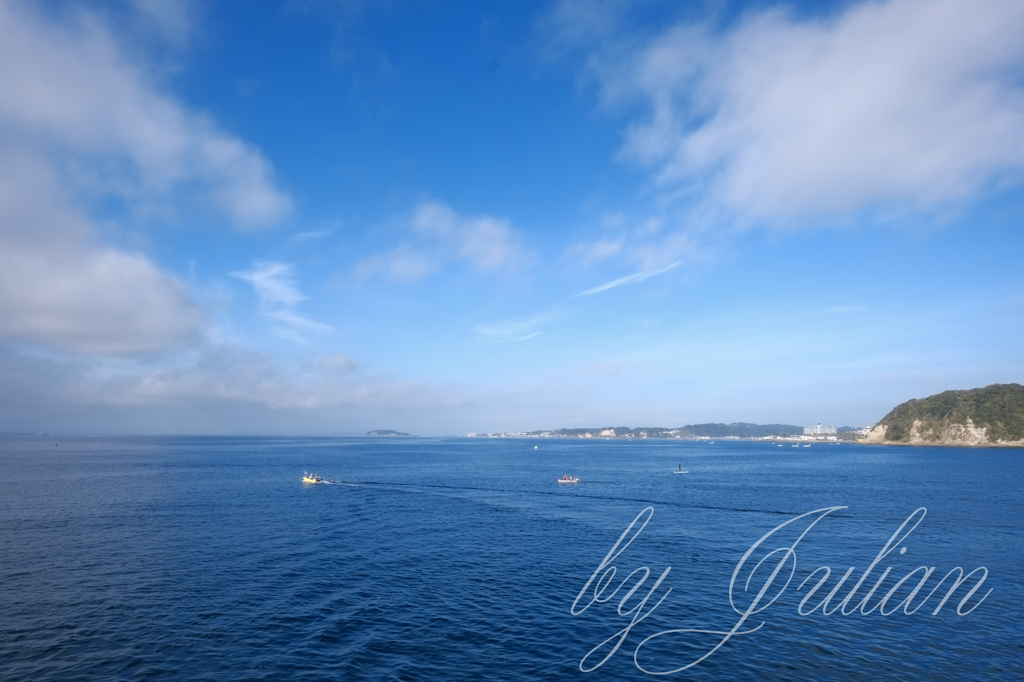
[0, 0, 1019, 435]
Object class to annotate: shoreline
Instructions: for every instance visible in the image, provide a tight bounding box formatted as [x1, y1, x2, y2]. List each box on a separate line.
[854, 439, 1024, 449]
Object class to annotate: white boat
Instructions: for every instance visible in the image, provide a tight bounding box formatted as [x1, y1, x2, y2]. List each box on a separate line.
[558, 476, 579, 484]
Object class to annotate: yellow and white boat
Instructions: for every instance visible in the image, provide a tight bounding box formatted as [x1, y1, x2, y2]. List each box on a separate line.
[302, 473, 323, 484]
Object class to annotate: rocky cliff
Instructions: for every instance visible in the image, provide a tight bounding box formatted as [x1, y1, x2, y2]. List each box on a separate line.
[863, 383, 1024, 447]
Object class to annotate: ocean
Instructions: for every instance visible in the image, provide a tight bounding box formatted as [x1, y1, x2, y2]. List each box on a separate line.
[1, 436, 1021, 680]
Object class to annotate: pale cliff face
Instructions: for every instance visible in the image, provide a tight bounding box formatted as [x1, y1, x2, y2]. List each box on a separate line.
[862, 424, 887, 444]
[936, 418, 989, 446]
[864, 418, 1024, 447]
[863, 384, 1024, 448]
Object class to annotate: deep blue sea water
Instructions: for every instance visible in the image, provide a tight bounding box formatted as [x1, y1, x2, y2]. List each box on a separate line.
[1, 436, 1022, 681]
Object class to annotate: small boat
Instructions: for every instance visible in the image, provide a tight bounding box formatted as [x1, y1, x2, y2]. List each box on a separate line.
[558, 476, 579, 483]
[803, 444, 811, 447]
[302, 473, 323, 484]
[792, 444, 799, 447]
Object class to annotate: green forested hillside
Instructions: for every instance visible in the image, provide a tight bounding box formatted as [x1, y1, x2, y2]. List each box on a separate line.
[878, 384, 1024, 442]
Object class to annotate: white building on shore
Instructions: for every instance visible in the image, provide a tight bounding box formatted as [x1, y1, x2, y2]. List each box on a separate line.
[804, 423, 837, 436]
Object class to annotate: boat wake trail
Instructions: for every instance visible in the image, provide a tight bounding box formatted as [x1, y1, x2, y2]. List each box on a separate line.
[312, 479, 847, 519]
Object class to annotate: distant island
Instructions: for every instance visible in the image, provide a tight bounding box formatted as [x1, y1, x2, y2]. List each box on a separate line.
[863, 383, 1024, 447]
[367, 429, 411, 437]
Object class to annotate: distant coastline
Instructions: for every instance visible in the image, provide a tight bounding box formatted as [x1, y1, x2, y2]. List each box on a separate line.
[458, 384, 1024, 449]
[463, 423, 862, 442]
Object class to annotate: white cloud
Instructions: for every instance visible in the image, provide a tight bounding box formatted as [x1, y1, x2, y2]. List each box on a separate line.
[125, 0, 196, 46]
[0, 3, 292, 356]
[356, 200, 526, 282]
[581, 238, 624, 262]
[231, 261, 332, 342]
[354, 245, 439, 283]
[574, 260, 680, 296]
[474, 311, 557, 342]
[322, 352, 358, 374]
[0, 242, 201, 355]
[411, 201, 523, 271]
[566, 211, 713, 276]
[0, 2, 290, 227]
[290, 229, 333, 243]
[0, 150, 202, 355]
[565, 0, 1024, 222]
[0, 343, 482, 434]
[567, 236, 624, 266]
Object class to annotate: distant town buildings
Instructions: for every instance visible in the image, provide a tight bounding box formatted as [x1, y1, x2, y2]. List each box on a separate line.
[804, 423, 838, 436]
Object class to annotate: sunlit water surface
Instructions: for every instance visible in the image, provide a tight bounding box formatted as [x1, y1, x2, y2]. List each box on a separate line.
[1, 436, 1021, 680]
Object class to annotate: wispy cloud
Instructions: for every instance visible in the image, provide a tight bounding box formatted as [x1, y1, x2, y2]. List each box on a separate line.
[0, 2, 290, 228]
[0, 2, 301, 356]
[580, 238, 624, 263]
[0, 157, 204, 355]
[474, 312, 555, 342]
[356, 200, 528, 283]
[231, 261, 331, 342]
[574, 261, 680, 296]
[556, 0, 1024, 223]
[321, 352, 358, 374]
[354, 245, 439, 283]
[411, 201, 523, 271]
[290, 229, 332, 243]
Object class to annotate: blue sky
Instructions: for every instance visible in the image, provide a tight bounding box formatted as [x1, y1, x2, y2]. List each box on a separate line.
[1, 0, 1022, 435]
